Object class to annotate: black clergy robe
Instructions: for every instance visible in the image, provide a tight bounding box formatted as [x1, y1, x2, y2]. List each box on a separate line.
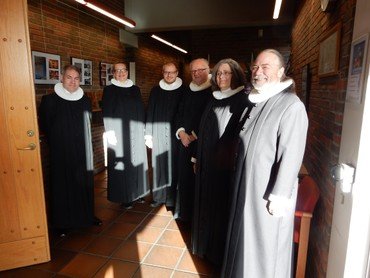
[174, 86, 212, 221]
[145, 84, 184, 206]
[192, 89, 248, 266]
[102, 84, 149, 203]
[39, 93, 94, 229]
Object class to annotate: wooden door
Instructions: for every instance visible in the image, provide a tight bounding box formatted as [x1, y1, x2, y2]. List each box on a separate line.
[0, 0, 50, 271]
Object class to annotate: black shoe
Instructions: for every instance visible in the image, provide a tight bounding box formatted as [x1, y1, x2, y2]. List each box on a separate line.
[56, 229, 68, 238]
[122, 202, 133, 209]
[150, 201, 161, 208]
[136, 197, 145, 204]
[93, 216, 103, 226]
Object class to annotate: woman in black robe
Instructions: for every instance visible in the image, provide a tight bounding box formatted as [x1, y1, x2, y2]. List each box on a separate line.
[191, 58, 248, 266]
[39, 65, 98, 235]
[102, 62, 149, 208]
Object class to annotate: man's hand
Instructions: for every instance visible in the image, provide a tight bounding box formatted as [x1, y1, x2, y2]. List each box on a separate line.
[179, 130, 192, 147]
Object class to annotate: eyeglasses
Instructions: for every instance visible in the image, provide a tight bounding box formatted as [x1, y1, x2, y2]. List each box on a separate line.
[250, 64, 272, 72]
[115, 68, 127, 73]
[216, 71, 232, 77]
[190, 68, 208, 74]
[163, 71, 178, 75]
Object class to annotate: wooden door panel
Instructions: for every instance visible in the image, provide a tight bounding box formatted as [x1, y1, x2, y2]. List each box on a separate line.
[0, 0, 50, 270]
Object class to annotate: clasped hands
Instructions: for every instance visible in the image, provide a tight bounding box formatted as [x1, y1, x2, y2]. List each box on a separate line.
[179, 130, 196, 147]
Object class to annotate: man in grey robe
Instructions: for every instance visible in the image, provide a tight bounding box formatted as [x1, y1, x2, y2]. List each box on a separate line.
[222, 49, 308, 277]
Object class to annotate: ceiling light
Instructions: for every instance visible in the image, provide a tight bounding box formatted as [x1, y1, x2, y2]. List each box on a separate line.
[75, 0, 136, 28]
[151, 35, 188, 54]
[273, 0, 282, 19]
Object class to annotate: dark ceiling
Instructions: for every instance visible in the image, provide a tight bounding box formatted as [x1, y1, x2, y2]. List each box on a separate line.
[124, 0, 297, 33]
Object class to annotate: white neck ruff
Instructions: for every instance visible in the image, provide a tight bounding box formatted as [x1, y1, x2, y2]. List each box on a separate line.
[189, 74, 212, 92]
[249, 79, 293, 103]
[111, 78, 134, 88]
[159, 77, 183, 91]
[54, 82, 84, 101]
[213, 85, 245, 100]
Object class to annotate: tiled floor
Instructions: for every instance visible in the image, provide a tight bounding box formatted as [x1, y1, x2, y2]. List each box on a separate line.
[0, 171, 218, 278]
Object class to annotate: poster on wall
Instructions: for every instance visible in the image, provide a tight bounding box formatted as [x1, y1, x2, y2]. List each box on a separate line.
[100, 62, 114, 86]
[71, 58, 93, 85]
[346, 34, 369, 104]
[32, 51, 61, 84]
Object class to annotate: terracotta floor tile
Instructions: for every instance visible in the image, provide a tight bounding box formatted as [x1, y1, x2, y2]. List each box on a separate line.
[112, 240, 152, 262]
[141, 214, 172, 228]
[57, 232, 96, 251]
[95, 207, 122, 222]
[173, 271, 208, 277]
[33, 248, 77, 272]
[93, 259, 139, 278]
[144, 245, 183, 268]
[0, 268, 54, 278]
[116, 211, 147, 224]
[157, 229, 187, 248]
[167, 219, 191, 231]
[133, 265, 173, 278]
[58, 253, 107, 277]
[84, 235, 123, 256]
[103, 222, 138, 239]
[94, 187, 107, 197]
[177, 250, 214, 275]
[129, 226, 163, 243]
[95, 196, 116, 208]
[151, 204, 174, 216]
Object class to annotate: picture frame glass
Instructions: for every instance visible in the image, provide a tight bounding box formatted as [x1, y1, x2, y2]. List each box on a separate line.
[32, 51, 61, 84]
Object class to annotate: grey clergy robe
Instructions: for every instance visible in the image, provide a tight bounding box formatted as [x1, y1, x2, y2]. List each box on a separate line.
[222, 87, 308, 278]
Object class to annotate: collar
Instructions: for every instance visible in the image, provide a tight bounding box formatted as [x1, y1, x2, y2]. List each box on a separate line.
[248, 79, 293, 103]
[159, 77, 183, 91]
[213, 85, 245, 100]
[189, 74, 212, 92]
[111, 78, 134, 88]
[54, 82, 84, 101]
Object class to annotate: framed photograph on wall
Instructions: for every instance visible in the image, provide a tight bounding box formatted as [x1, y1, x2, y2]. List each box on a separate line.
[32, 51, 61, 84]
[318, 23, 341, 77]
[100, 62, 114, 86]
[346, 33, 369, 104]
[71, 58, 93, 85]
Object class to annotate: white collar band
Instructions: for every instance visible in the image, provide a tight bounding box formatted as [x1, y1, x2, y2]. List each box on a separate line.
[111, 78, 134, 88]
[159, 77, 183, 91]
[189, 74, 212, 92]
[54, 82, 84, 101]
[213, 85, 245, 100]
[249, 79, 293, 103]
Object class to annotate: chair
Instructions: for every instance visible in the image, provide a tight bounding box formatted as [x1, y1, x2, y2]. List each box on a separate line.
[294, 175, 320, 278]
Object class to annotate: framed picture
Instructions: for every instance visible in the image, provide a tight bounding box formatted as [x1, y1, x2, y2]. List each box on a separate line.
[32, 51, 61, 84]
[318, 23, 341, 77]
[301, 64, 310, 111]
[346, 33, 369, 104]
[100, 62, 114, 86]
[71, 58, 93, 85]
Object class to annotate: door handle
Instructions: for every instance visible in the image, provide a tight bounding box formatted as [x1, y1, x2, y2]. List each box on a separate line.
[17, 143, 36, 150]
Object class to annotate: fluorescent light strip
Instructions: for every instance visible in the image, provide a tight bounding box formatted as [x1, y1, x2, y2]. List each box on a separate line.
[75, 0, 135, 28]
[273, 0, 282, 19]
[151, 35, 188, 54]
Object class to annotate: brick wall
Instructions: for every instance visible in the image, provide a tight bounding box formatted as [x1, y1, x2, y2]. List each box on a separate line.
[291, 0, 356, 276]
[129, 35, 188, 106]
[28, 0, 186, 176]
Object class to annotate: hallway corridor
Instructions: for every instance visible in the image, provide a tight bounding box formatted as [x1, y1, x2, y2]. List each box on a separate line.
[0, 171, 216, 277]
